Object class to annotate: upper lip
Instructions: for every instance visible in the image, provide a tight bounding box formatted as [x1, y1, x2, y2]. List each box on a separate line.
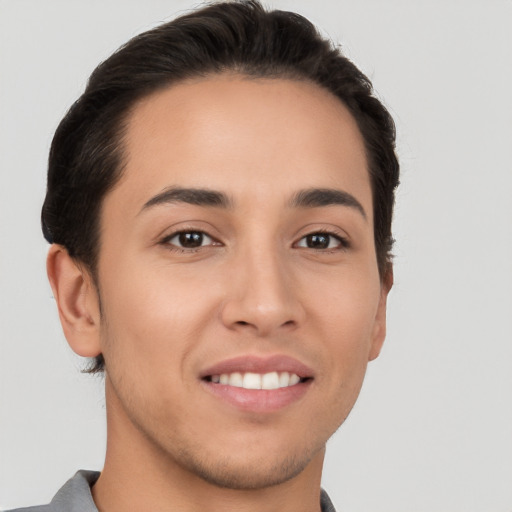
[199, 354, 314, 379]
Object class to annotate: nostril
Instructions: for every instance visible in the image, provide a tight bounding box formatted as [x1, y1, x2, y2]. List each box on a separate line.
[236, 321, 250, 326]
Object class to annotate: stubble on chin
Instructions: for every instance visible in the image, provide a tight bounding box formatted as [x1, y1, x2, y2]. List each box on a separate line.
[168, 441, 326, 491]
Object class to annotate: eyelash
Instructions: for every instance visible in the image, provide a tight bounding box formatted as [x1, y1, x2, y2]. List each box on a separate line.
[159, 229, 350, 253]
[160, 230, 219, 253]
[295, 229, 350, 252]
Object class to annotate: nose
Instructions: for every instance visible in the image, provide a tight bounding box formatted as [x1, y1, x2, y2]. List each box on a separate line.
[220, 247, 304, 337]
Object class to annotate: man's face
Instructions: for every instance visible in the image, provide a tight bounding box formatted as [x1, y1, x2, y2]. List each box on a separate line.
[94, 75, 389, 489]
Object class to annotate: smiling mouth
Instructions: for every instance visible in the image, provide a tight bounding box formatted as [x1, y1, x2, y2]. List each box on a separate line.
[200, 356, 314, 412]
[204, 371, 310, 390]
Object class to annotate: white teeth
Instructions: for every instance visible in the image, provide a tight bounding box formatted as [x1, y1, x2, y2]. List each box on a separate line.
[213, 371, 302, 389]
[243, 372, 261, 389]
[289, 373, 300, 386]
[278, 372, 290, 388]
[229, 372, 243, 387]
[261, 372, 279, 390]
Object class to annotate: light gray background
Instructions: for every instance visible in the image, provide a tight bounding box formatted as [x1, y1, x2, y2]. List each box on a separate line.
[1, 1, 511, 510]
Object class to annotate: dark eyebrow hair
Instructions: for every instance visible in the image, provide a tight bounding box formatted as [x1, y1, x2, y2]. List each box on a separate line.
[290, 188, 367, 220]
[140, 186, 232, 213]
[140, 186, 365, 219]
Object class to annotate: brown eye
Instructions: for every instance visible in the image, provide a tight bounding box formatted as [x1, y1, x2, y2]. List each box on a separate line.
[306, 234, 329, 249]
[166, 231, 213, 248]
[296, 233, 345, 250]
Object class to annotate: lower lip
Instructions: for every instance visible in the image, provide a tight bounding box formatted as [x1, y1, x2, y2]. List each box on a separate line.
[201, 380, 312, 413]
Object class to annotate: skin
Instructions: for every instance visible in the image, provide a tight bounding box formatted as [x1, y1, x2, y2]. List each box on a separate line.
[48, 75, 392, 512]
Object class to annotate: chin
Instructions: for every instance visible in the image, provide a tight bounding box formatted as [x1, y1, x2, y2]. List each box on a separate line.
[176, 447, 322, 490]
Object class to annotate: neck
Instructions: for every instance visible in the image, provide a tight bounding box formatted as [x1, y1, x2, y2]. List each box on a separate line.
[92, 377, 325, 512]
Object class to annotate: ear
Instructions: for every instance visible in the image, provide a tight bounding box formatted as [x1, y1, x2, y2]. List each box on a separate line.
[46, 244, 102, 358]
[368, 266, 393, 361]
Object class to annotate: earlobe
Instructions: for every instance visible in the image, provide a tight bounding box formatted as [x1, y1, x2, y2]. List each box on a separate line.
[368, 266, 393, 361]
[46, 244, 102, 358]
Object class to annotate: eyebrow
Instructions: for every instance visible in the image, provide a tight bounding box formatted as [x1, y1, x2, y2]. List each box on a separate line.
[140, 185, 366, 219]
[290, 188, 367, 220]
[140, 186, 232, 213]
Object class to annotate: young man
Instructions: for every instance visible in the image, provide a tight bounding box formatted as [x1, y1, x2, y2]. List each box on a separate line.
[10, 1, 399, 510]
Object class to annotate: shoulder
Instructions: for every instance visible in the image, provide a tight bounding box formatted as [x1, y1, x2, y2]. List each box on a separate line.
[5, 470, 100, 512]
[4, 506, 52, 512]
[320, 488, 337, 512]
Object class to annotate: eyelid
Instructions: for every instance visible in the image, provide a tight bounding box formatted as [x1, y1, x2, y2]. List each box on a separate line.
[156, 223, 350, 253]
[168, 231, 213, 246]
[293, 228, 351, 251]
[159, 228, 222, 251]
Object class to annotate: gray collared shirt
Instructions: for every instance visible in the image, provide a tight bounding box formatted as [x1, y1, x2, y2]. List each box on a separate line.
[7, 470, 337, 512]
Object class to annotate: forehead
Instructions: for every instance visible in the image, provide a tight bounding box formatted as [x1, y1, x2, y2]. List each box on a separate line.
[111, 75, 371, 213]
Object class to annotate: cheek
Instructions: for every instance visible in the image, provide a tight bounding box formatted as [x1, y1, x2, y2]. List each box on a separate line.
[307, 269, 381, 377]
[97, 260, 219, 372]
[310, 264, 380, 331]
